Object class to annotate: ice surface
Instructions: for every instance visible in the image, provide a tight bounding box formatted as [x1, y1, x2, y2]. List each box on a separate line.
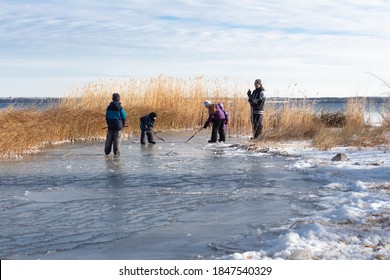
[0, 131, 389, 259]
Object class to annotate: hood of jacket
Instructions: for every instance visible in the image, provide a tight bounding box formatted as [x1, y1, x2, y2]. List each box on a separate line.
[107, 101, 122, 111]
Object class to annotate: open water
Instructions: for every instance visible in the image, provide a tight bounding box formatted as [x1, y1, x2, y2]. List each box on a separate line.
[0, 131, 323, 260]
[1, 97, 386, 123]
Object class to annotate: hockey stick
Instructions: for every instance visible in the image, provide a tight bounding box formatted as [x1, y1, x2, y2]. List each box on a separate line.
[102, 125, 128, 129]
[185, 127, 203, 143]
[151, 130, 165, 142]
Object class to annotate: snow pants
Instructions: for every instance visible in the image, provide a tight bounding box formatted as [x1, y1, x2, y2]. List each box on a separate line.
[251, 113, 263, 139]
[105, 130, 122, 155]
[140, 129, 154, 144]
[210, 119, 226, 142]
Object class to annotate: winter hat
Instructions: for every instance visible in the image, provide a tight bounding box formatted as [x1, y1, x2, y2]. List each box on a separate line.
[112, 93, 120, 101]
[254, 79, 262, 85]
[204, 100, 212, 107]
[149, 112, 157, 119]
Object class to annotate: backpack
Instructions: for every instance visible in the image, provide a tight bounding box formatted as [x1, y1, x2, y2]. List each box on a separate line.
[217, 103, 229, 124]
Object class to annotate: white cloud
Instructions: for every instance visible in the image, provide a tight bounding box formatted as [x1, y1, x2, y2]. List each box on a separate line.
[0, 0, 389, 97]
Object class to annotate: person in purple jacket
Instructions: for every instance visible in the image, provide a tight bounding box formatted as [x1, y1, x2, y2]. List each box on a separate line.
[203, 100, 226, 143]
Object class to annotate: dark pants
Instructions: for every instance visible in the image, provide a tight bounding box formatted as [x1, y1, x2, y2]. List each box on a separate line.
[105, 130, 122, 155]
[140, 129, 154, 144]
[251, 114, 263, 139]
[210, 119, 226, 142]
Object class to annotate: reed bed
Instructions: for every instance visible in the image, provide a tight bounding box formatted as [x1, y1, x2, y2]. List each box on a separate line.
[0, 76, 389, 158]
[262, 98, 319, 141]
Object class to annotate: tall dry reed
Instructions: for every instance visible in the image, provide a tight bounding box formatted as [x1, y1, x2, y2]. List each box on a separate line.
[262, 98, 320, 141]
[0, 76, 388, 158]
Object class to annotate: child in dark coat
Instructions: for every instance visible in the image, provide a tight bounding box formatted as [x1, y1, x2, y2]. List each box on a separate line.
[140, 112, 157, 144]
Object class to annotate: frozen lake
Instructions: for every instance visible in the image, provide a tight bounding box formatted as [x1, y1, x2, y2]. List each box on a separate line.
[0, 130, 323, 260]
[1, 130, 388, 260]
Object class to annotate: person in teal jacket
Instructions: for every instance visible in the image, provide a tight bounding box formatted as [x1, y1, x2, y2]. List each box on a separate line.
[105, 93, 126, 155]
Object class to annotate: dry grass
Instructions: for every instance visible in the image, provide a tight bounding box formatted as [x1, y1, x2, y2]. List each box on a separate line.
[311, 97, 389, 149]
[0, 76, 389, 158]
[262, 98, 320, 141]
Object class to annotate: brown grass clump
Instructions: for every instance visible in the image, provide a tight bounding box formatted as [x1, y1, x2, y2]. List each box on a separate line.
[262, 98, 320, 141]
[311, 97, 389, 149]
[318, 111, 346, 127]
[0, 76, 389, 158]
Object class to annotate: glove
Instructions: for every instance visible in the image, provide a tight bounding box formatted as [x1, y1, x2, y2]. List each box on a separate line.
[248, 98, 253, 104]
[203, 123, 208, 129]
[247, 89, 251, 97]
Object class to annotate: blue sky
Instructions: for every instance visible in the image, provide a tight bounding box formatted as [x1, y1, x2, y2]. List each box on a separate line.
[1, 0, 390, 97]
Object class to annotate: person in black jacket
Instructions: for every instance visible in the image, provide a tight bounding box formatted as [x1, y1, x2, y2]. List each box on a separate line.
[105, 93, 127, 155]
[140, 112, 157, 144]
[247, 79, 265, 139]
